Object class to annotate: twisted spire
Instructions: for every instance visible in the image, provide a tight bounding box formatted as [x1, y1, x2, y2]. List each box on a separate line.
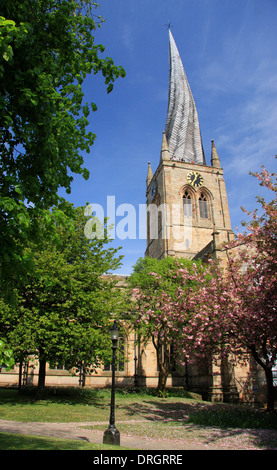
[165, 30, 206, 165]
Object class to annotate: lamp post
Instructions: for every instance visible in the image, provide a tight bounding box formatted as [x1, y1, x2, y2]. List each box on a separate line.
[103, 321, 120, 446]
[134, 330, 139, 388]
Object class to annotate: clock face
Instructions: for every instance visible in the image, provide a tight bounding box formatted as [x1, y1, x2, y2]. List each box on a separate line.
[187, 171, 204, 188]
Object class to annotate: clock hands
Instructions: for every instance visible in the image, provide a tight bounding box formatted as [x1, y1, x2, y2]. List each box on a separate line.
[187, 171, 204, 188]
[195, 174, 202, 186]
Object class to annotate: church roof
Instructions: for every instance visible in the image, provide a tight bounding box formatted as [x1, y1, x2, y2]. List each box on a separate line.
[164, 30, 206, 165]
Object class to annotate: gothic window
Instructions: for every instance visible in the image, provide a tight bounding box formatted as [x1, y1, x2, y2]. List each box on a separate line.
[199, 193, 209, 219]
[157, 344, 176, 372]
[183, 191, 192, 218]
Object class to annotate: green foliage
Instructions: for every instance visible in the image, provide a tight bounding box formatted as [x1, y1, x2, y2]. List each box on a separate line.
[0, 339, 15, 370]
[129, 256, 202, 295]
[128, 256, 203, 332]
[0, 204, 123, 378]
[130, 257, 179, 289]
[0, 0, 125, 288]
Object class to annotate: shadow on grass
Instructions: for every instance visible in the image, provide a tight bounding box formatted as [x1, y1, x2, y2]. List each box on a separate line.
[120, 400, 277, 449]
[120, 399, 208, 422]
[180, 422, 277, 450]
[0, 432, 87, 450]
[0, 432, 127, 450]
[0, 387, 108, 407]
[1, 388, 277, 449]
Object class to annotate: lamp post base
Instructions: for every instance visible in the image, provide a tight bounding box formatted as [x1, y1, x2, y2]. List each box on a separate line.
[103, 425, 120, 446]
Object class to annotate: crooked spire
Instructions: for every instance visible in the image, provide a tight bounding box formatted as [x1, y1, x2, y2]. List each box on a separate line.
[165, 30, 206, 165]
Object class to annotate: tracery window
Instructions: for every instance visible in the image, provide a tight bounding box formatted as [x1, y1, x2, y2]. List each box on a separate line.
[183, 191, 192, 218]
[199, 193, 209, 219]
[157, 344, 176, 372]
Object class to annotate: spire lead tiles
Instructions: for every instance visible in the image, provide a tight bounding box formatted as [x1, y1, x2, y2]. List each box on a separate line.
[165, 30, 206, 166]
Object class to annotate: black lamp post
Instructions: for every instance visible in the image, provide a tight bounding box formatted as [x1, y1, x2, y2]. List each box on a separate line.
[103, 321, 120, 446]
[134, 330, 139, 387]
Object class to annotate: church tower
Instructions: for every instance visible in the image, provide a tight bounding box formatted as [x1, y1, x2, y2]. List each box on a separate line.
[145, 30, 233, 261]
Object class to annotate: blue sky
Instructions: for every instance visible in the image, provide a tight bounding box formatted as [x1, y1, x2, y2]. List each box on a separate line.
[60, 0, 277, 275]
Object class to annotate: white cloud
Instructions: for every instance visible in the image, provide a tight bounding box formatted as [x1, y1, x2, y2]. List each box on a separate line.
[121, 24, 135, 55]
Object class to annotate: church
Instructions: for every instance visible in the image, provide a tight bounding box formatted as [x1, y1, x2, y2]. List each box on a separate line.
[145, 29, 234, 266]
[136, 29, 243, 402]
[0, 30, 265, 405]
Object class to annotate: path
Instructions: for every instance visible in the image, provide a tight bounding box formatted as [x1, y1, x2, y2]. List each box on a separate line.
[0, 419, 218, 450]
[0, 419, 276, 450]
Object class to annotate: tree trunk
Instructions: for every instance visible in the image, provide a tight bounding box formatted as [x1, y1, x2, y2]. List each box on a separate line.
[37, 358, 46, 399]
[250, 346, 275, 411]
[18, 361, 23, 392]
[265, 366, 275, 412]
[152, 334, 175, 398]
[157, 367, 168, 398]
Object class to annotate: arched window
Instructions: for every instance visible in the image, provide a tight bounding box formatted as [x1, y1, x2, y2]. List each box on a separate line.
[199, 193, 209, 219]
[183, 191, 192, 218]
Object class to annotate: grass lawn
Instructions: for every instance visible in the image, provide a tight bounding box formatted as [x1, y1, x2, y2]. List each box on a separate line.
[0, 387, 204, 423]
[0, 387, 276, 450]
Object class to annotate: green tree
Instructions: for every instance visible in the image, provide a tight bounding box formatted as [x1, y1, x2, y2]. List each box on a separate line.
[0, 0, 125, 289]
[0, 204, 123, 395]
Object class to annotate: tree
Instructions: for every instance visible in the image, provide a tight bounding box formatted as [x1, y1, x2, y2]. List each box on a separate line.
[222, 167, 277, 411]
[173, 261, 230, 366]
[182, 167, 277, 410]
[171, 167, 277, 410]
[129, 257, 205, 397]
[0, 0, 125, 289]
[0, 204, 123, 395]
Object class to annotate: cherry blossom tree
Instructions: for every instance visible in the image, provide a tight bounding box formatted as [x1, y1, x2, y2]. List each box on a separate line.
[174, 167, 277, 410]
[175, 261, 231, 365]
[130, 167, 276, 407]
[181, 167, 277, 410]
[221, 167, 277, 411]
[129, 257, 218, 397]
